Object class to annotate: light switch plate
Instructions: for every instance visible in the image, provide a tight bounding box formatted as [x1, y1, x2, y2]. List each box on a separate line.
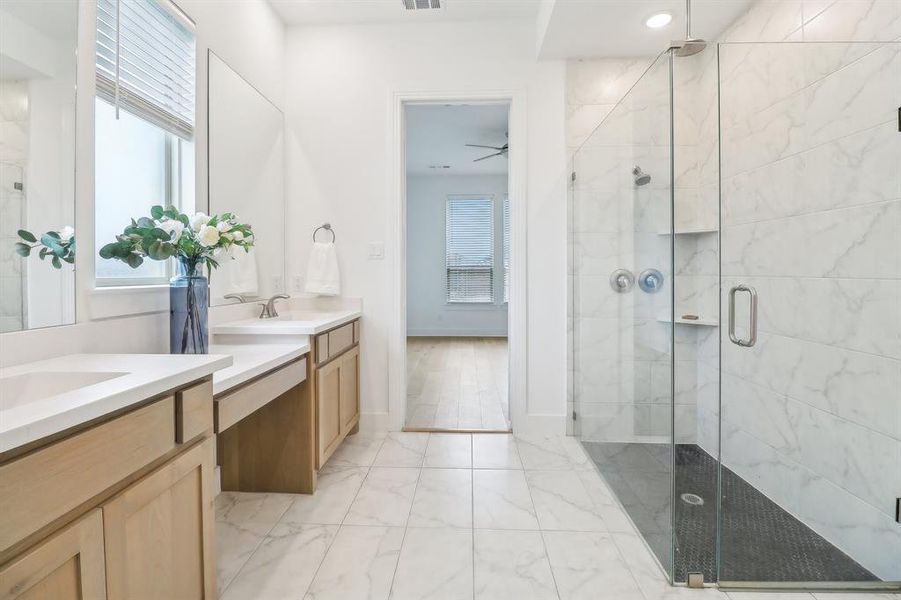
[368, 242, 385, 259]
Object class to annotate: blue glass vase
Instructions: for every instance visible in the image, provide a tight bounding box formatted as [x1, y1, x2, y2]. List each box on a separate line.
[170, 257, 209, 354]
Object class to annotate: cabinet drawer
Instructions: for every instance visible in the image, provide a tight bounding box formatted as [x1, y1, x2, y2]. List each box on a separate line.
[176, 381, 213, 444]
[328, 323, 354, 357]
[0, 397, 176, 555]
[215, 359, 307, 432]
[316, 334, 329, 364]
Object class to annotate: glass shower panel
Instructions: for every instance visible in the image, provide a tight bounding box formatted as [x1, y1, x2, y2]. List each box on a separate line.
[669, 41, 721, 584]
[571, 53, 675, 579]
[718, 41, 901, 586]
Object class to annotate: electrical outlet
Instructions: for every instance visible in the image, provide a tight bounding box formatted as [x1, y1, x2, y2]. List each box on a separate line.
[293, 275, 304, 292]
[272, 275, 283, 292]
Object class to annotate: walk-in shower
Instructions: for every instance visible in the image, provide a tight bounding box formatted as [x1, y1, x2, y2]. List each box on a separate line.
[570, 36, 901, 591]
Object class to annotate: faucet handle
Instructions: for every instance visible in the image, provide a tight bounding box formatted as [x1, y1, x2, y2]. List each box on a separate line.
[258, 303, 271, 319]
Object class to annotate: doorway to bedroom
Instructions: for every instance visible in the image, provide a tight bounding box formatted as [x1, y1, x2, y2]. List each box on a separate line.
[403, 102, 511, 432]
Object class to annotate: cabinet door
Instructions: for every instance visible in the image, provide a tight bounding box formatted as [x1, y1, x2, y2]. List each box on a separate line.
[317, 358, 342, 465]
[103, 438, 215, 600]
[0, 510, 106, 600]
[339, 346, 360, 435]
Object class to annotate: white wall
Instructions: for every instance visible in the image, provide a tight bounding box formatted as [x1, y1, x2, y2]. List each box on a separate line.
[284, 19, 567, 431]
[406, 174, 508, 337]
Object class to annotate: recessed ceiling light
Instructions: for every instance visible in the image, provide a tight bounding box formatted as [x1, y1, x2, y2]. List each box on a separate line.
[645, 12, 673, 29]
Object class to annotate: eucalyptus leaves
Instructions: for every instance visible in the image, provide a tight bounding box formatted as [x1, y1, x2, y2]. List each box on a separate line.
[15, 227, 76, 269]
[99, 205, 253, 271]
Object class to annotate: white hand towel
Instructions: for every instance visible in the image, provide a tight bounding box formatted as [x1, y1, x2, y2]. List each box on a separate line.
[212, 248, 259, 301]
[305, 241, 340, 296]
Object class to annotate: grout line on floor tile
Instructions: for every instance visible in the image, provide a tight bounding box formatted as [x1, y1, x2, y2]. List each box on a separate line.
[384, 461, 426, 600]
[217, 494, 296, 598]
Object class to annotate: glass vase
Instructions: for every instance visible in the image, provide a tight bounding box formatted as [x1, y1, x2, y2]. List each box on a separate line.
[170, 258, 209, 354]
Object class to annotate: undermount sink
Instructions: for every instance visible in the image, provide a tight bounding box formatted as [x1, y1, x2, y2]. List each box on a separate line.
[0, 371, 127, 410]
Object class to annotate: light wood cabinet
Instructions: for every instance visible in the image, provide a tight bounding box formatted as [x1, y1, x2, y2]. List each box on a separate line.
[0, 378, 216, 600]
[317, 358, 342, 462]
[339, 346, 360, 435]
[0, 510, 106, 600]
[314, 318, 361, 468]
[103, 437, 215, 600]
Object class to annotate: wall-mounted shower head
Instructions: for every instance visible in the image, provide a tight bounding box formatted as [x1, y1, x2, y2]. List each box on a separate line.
[633, 166, 651, 187]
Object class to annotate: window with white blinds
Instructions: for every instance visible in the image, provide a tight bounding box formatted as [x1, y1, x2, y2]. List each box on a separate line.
[446, 196, 494, 303]
[96, 0, 196, 140]
[503, 194, 510, 303]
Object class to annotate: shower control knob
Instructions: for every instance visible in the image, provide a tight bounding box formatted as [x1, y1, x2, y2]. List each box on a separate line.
[609, 269, 635, 293]
[638, 269, 664, 293]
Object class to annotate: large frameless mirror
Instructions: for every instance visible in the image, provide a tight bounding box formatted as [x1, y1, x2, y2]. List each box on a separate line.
[207, 51, 285, 306]
[0, 0, 78, 332]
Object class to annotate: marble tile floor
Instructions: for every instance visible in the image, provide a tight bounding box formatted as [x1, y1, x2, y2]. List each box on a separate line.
[216, 432, 900, 600]
[405, 337, 509, 431]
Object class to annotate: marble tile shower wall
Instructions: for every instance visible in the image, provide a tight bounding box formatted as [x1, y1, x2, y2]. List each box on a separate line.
[569, 57, 701, 443]
[711, 0, 901, 581]
[0, 80, 28, 333]
[566, 58, 652, 437]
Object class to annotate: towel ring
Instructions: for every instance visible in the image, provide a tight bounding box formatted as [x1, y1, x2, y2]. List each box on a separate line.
[312, 223, 336, 243]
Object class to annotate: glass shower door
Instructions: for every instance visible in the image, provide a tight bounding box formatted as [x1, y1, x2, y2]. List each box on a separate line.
[571, 52, 676, 580]
[717, 41, 901, 587]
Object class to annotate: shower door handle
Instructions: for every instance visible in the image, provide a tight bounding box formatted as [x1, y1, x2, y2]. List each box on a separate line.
[728, 285, 758, 347]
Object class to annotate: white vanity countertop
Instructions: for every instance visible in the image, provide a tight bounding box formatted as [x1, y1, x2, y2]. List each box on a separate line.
[210, 341, 310, 396]
[211, 309, 361, 337]
[0, 353, 232, 454]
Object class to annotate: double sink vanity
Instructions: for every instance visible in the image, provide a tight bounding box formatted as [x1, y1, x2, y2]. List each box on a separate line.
[0, 299, 361, 599]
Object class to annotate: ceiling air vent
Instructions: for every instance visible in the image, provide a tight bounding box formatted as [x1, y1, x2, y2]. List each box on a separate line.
[403, 0, 441, 10]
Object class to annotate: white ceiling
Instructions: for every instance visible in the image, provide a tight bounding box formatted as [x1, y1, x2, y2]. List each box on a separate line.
[405, 104, 509, 177]
[269, 0, 540, 26]
[538, 0, 754, 59]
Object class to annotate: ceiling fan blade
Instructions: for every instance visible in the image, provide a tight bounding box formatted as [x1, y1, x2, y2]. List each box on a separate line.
[473, 152, 503, 162]
[465, 144, 504, 150]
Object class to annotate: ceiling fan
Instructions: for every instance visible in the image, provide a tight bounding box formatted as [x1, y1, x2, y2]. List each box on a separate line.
[465, 134, 508, 162]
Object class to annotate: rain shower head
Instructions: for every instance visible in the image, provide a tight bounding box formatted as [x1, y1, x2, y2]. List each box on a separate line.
[672, 38, 707, 57]
[633, 166, 651, 187]
[670, 0, 707, 57]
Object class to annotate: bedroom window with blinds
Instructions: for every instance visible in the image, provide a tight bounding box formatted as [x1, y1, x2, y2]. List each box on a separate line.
[446, 196, 494, 303]
[503, 194, 510, 303]
[94, 0, 196, 285]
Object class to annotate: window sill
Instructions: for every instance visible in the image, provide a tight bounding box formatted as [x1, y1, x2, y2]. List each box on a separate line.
[444, 302, 508, 311]
[88, 284, 169, 320]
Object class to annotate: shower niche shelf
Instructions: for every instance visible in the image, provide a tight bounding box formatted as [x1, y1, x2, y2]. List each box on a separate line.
[656, 227, 718, 235]
[657, 314, 718, 327]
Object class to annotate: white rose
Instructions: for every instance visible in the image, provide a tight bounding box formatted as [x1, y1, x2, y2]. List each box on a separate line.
[198, 225, 220, 246]
[231, 230, 244, 242]
[190, 212, 210, 232]
[158, 218, 184, 241]
[216, 220, 232, 233]
[58, 226, 75, 242]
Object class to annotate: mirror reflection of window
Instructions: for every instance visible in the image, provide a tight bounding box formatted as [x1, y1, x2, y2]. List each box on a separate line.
[0, 0, 78, 332]
[93, 0, 196, 286]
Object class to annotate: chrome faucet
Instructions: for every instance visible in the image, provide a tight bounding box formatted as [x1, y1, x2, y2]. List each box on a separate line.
[259, 294, 290, 319]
